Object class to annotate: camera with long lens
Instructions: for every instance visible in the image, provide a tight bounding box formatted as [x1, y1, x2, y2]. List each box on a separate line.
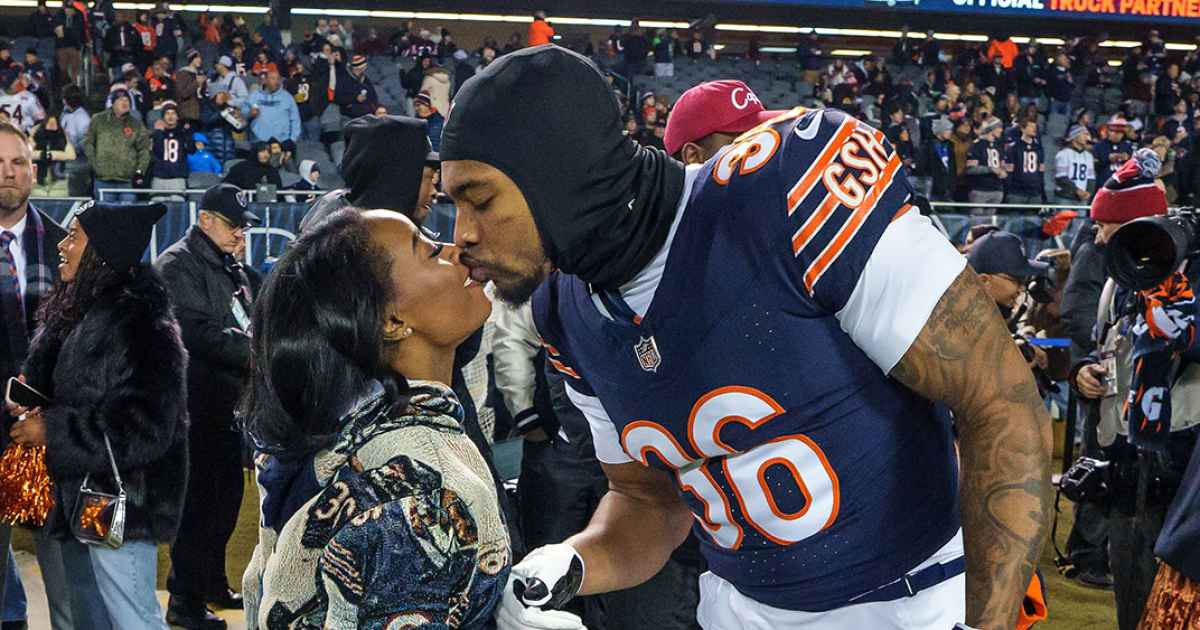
[1104, 207, 1200, 290]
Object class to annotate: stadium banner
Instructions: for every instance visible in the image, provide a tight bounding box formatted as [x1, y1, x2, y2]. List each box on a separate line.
[730, 0, 1200, 24]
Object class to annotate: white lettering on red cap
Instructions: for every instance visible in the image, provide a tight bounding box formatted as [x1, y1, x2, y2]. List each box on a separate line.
[730, 86, 761, 111]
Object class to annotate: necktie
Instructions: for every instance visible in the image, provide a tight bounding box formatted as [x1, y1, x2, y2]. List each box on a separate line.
[0, 231, 28, 362]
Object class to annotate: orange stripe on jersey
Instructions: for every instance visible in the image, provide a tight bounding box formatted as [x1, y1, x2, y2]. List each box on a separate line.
[891, 203, 913, 222]
[803, 154, 902, 294]
[785, 117, 857, 216]
[790, 193, 839, 256]
[548, 357, 581, 379]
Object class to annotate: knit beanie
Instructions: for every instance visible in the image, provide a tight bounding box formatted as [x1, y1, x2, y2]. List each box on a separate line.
[76, 202, 166, 270]
[1090, 148, 1167, 224]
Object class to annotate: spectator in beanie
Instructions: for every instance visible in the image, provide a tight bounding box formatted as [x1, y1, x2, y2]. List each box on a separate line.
[157, 184, 260, 630]
[413, 92, 444, 152]
[244, 69, 300, 144]
[224, 141, 281, 190]
[11, 202, 187, 630]
[187, 132, 222, 175]
[1004, 118, 1046, 207]
[150, 101, 192, 192]
[335, 55, 378, 119]
[1055, 124, 1095, 204]
[174, 49, 207, 128]
[965, 116, 1007, 213]
[84, 89, 151, 202]
[918, 116, 957, 201]
[1094, 117, 1133, 185]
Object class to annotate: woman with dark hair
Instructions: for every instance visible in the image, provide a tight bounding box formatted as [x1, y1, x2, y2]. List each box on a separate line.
[31, 113, 76, 196]
[7, 202, 188, 630]
[241, 209, 510, 629]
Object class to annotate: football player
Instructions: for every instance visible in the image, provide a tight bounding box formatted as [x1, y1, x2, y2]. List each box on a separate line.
[442, 46, 1052, 630]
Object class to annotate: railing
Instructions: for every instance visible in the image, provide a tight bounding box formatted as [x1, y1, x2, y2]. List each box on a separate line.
[37, 194, 1116, 269]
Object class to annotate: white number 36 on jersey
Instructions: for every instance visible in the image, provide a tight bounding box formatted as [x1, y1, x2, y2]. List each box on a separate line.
[619, 386, 840, 550]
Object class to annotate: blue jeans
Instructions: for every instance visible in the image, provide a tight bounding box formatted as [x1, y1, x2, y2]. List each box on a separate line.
[1, 548, 25, 623]
[93, 179, 136, 203]
[1050, 99, 1071, 118]
[33, 530, 112, 630]
[89, 542, 166, 630]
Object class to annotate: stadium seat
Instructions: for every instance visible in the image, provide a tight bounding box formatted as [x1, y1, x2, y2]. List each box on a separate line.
[187, 172, 222, 190]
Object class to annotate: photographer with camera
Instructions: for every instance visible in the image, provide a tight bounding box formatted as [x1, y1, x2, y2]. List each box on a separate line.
[967, 230, 1051, 369]
[1068, 150, 1200, 630]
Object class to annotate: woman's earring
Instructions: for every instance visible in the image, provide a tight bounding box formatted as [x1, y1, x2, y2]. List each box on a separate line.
[402, 327, 414, 339]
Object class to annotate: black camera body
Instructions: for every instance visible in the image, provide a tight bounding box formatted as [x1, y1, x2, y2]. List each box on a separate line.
[1105, 206, 1200, 290]
[1059, 457, 1112, 504]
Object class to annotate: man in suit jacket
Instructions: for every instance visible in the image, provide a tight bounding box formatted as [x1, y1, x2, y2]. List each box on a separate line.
[1, 122, 112, 630]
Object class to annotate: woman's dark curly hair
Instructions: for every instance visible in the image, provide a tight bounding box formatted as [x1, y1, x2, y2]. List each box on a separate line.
[36, 245, 129, 345]
[240, 208, 398, 456]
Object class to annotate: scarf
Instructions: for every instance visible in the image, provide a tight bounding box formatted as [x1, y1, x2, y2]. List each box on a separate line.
[441, 45, 685, 290]
[1125, 271, 1197, 452]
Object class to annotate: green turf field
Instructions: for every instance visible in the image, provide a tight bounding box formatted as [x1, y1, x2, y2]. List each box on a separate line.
[13, 469, 1121, 629]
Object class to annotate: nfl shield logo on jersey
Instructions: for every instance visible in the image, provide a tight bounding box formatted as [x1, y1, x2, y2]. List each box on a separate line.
[634, 336, 661, 373]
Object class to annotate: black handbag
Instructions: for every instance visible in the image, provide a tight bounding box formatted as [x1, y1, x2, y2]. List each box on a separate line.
[70, 434, 126, 549]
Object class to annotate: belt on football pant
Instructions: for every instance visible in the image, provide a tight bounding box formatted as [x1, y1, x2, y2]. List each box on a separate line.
[845, 555, 966, 605]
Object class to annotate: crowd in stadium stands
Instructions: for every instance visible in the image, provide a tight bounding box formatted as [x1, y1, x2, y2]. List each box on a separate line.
[6, 3, 1200, 628]
[1, 2, 1197, 210]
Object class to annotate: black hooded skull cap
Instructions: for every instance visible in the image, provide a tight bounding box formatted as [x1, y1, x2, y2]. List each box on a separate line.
[440, 44, 684, 290]
[340, 114, 438, 213]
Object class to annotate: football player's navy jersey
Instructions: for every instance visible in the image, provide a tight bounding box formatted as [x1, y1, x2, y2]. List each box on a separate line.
[533, 108, 964, 612]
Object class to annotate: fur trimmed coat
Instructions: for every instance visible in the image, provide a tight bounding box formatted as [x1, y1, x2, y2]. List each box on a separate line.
[22, 266, 190, 543]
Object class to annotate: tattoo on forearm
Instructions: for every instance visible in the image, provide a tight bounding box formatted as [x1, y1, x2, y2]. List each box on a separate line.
[891, 268, 1052, 630]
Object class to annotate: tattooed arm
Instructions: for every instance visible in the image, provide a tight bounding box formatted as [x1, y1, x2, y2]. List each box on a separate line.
[890, 266, 1053, 630]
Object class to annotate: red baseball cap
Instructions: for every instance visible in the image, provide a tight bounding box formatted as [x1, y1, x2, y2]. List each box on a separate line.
[664, 80, 788, 156]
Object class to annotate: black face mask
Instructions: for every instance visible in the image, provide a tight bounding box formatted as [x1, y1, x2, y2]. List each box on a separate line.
[441, 45, 685, 291]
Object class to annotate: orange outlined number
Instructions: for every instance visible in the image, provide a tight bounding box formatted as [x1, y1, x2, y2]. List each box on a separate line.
[620, 386, 840, 550]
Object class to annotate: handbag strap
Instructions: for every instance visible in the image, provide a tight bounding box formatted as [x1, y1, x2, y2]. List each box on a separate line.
[82, 434, 124, 495]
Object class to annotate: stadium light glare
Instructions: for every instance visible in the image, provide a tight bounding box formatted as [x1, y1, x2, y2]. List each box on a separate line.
[0, 1, 1193, 52]
[830, 49, 871, 56]
[761, 46, 799, 53]
[1107, 59, 1123, 66]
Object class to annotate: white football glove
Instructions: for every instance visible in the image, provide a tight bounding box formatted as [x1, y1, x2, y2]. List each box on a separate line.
[495, 543, 588, 630]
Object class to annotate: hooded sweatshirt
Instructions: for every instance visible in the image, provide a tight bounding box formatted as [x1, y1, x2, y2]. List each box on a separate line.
[299, 115, 437, 231]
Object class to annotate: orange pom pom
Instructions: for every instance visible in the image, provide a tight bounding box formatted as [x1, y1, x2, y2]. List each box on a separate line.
[0, 444, 55, 527]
